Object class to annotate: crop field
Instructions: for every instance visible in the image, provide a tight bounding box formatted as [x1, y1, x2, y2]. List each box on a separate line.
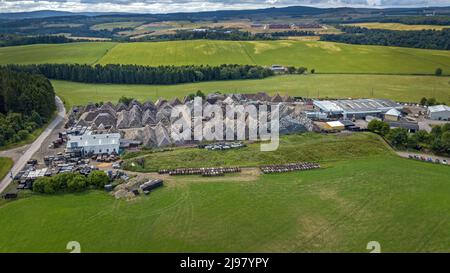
[97, 40, 450, 74]
[90, 21, 145, 31]
[0, 157, 13, 181]
[0, 133, 449, 252]
[53, 74, 450, 109]
[0, 42, 116, 65]
[1, 40, 449, 75]
[345, 22, 450, 31]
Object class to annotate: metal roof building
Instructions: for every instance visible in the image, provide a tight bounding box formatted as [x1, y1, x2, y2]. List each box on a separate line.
[313, 99, 402, 119]
[67, 133, 120, 155]
[428, 105, 450, 121]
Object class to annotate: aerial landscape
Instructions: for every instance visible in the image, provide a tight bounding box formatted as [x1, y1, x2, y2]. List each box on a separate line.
[0, 0, 449, 260]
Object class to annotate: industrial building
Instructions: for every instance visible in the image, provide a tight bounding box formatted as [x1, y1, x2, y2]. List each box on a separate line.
[384, 108, 402, 121]
[427, 105, 450, 121]
[313, 99, 402, 119]
[66, 132, 121, 156]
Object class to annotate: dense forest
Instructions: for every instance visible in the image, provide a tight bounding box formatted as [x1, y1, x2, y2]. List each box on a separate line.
[321, 26, 450, 50]
[0, 68, 56, 147]
[0, 34, 74, 47]
[6, 64, 275, 85]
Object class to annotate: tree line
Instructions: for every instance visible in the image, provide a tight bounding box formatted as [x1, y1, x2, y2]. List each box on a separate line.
[6, 63, 275, 85]
[321, 26, 450, 50]
[33, 171, 110, 194]
[0, 34, 74, 47]
[0, 29, 317, 47]
[368, 120, 450, 156]
[0, 68, 56, 147]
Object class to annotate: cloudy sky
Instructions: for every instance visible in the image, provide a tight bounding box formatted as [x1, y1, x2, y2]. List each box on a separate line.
[1, 0, 449, 13]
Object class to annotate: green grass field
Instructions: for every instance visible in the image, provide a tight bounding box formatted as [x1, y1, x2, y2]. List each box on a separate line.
[91, 21, 145, 31]
[345, 22, 450, 31]
[0, 157, 13, 181]
[53, 74, 450, 109]
[0, 42, 116, 65]
[0, 133, 449, 252]
[1, 40, 449, 75]
[124, 133, 390, 172]
[98, 40, 450, 74]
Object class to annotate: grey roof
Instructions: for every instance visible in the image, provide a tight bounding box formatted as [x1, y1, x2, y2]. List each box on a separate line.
[428, 105, 450, 113]
[314, 99, 402, 114]
[388, 121, 419, 130]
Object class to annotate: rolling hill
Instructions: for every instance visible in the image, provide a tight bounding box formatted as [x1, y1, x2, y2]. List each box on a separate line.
[1, 40, 449, 75]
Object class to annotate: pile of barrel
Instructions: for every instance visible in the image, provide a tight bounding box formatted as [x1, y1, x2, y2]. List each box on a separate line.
[159, 167, 241, 176]
[260, 162, 320, 174]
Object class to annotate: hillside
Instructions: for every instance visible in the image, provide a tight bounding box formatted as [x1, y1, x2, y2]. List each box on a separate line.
[1, 40, 449, 75]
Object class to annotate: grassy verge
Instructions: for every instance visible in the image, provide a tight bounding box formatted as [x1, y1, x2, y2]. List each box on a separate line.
[0, 157, 13, 181]
[123, 132, 393, 172]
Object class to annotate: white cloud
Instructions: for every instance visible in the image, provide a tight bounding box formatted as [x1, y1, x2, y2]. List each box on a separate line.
[0, 0, 449, 13]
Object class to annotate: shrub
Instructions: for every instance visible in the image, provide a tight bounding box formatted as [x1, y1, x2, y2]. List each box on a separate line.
[67, 175, 87, 192]
[368, 120, 390, 136]
[88, 171, 110, 189]
[386, 128, 409, 148]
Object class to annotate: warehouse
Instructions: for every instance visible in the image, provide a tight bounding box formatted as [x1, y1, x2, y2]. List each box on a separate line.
[384, 108, 402, 121]
[427, 105, 450, 121]
[313, 99, 402, 119]
[66, 133, 121, 156]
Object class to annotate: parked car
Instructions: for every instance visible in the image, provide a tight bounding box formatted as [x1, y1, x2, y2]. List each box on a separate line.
[442, 159, 448, 165]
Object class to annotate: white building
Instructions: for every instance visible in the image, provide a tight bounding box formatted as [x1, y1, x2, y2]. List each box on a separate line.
[384, 108, 402, 121]
[428, 105, 450, 121]
[313, 99, 402, 119]
[66, 133, 120, 155]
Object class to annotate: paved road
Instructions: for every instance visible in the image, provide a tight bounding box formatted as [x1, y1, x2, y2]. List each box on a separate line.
[0, 96, 66, 194]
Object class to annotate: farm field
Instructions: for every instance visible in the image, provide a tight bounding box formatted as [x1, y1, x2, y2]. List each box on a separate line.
[53, 74, 450, 109]
[91, 21, 145, 31]
[345, 22, 450, 31]
[0, 157, 13, 181]
[97, 40, 450, 74]
[0, 42, 116, 65]
[0, 133, 449, 252]
[1, 40, 449, 75]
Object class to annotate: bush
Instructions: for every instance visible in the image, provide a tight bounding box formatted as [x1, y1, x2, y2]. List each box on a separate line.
[67, 175, 87, 192]
[435, 67, 443, 76]
[53, 172, 76, 191]
[32, 177, 48, 193]
[386, 128, 409, 148]
[88, 171, 110, 189]
[368, 120, 390, 136]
